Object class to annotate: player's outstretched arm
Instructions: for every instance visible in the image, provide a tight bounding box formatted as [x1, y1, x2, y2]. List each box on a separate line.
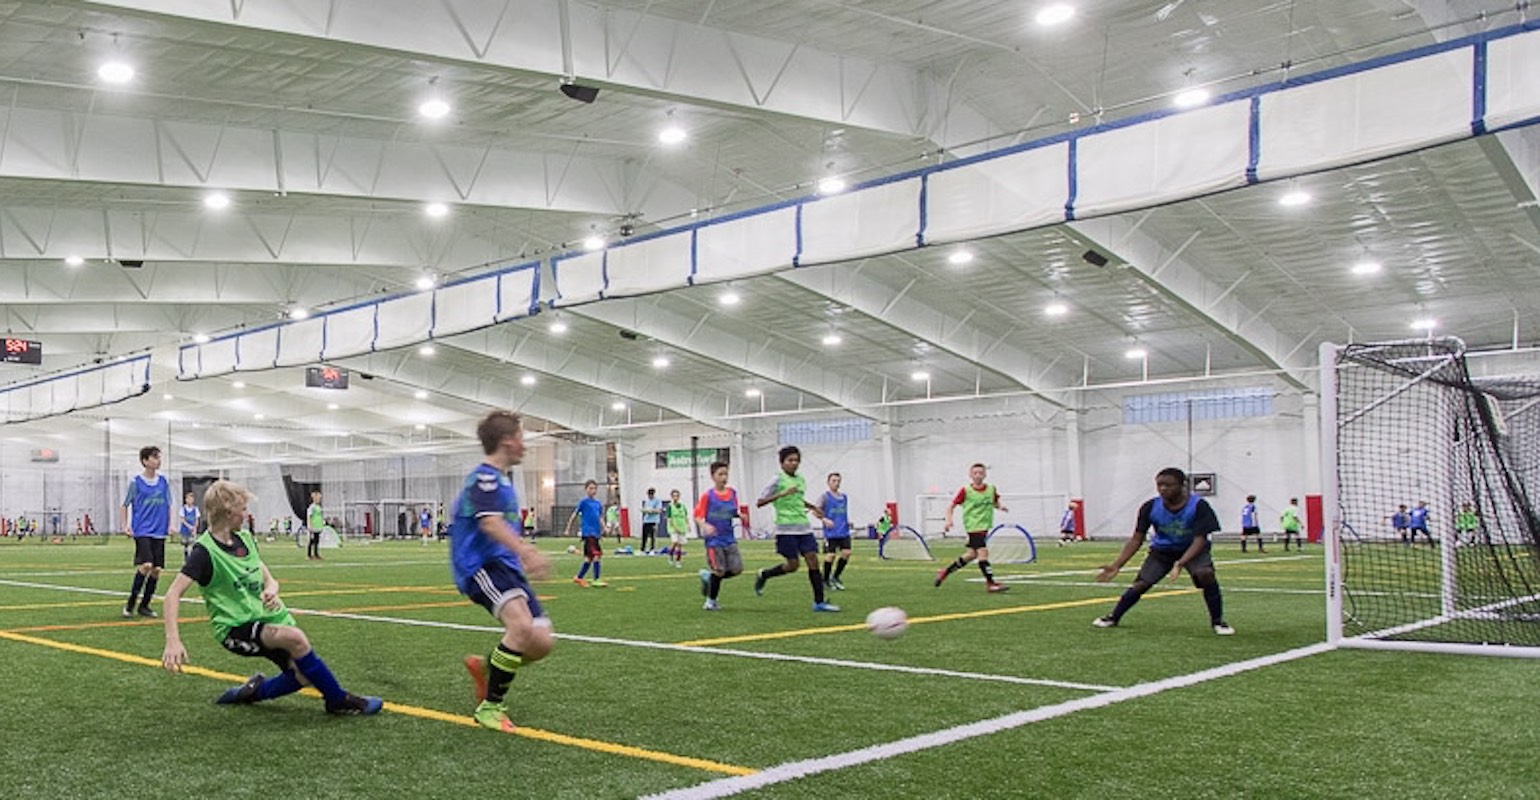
[1097, 532, 1145, 582]
[161, 573, 196, 673]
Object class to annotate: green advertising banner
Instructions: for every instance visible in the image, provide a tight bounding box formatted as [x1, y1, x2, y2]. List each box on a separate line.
[655, 448, 730, 469]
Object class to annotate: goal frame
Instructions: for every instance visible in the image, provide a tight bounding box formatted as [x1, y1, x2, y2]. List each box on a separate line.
[1321, 340, 1540, 659]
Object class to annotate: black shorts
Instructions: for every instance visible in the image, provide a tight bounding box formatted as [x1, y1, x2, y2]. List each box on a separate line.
[1242, 526, 1261, 535]
[582, 537, 603, 559]
[1135, 544, 1215, 585]
[466, 562, 546, 620]
[823, 537, 852, 554]
[132, 537, 167, 568]
[965, 532, 989, 550]
[221, 620, 294, 672]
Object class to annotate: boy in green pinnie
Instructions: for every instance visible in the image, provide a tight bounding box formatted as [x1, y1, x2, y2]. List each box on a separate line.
[161, 480, 382, 714]
[1455, 502, 1480, 546]
[934, 463, 1010, 593]
[666, 488, 691, 568]
[752, 446, 839, 612]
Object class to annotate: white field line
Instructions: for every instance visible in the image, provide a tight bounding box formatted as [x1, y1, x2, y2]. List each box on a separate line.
[973, 553, 1319, 583]
[641, 642, 1335, 800]
[0, 578, 1117, 692]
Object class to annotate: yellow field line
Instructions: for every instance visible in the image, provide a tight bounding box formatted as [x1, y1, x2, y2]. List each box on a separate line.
[0, 599, 132, 612]
[674, 589, 1199, 647]
[0, 628, 754, 776]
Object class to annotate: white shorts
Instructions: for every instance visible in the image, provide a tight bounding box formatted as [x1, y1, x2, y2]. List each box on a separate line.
[670, 532, 687, 545]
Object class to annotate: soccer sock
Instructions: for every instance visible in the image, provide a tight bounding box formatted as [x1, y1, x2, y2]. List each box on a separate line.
[1199, 577, 1224, 623]
[140, 576, 159, 608]
[944, 557, 967, 576]
[821, 560, 833, 582]
[256, 669, 303, 701]
[762, 564, 788, 580]
[486, 644, 523, 704]
[592, 562, 602, 581]
[809, 570, 825, 604]
[576, 562, 590, 579]
[293, 651, 347, 704]
[833, 556, 848, 579]
[708, 574, 723, 600]
[978, 560, 996, 583]
[126, 572, 145, 609]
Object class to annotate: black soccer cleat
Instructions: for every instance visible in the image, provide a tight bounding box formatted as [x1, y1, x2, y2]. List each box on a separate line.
[325, 693, 384, 715]
[216, 673, 266, 705]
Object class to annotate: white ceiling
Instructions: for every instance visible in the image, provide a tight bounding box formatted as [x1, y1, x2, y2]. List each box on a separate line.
[3, 0, 1540, 465]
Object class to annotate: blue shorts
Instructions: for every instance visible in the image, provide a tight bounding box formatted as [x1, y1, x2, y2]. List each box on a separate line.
[465, 561, 546, 620]
[775, 534, 819, 559]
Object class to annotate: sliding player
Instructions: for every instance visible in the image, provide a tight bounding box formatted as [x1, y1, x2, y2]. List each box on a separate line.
[934, 463, 1010, 593]
[1093, 467, 1233, 635]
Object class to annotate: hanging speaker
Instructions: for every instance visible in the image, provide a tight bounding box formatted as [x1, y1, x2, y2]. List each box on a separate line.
[559, 82, 600, 104]
[1081, 250, 1109, 267]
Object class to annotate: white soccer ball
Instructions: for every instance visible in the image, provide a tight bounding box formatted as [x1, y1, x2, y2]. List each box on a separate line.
[565, 545, 577, 554]
[865, 606, 908, 640]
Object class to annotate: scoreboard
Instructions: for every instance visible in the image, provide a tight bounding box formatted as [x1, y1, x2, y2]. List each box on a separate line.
[2, 338, 42, 365]
[305, 365, 349, 389]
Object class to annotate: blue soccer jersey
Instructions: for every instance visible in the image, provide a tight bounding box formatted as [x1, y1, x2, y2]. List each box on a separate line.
[448, 464, 524, 593]
[1392, 511, 1410, 529]
[1138, 494, 1220, 551]
[576, 497, 604, 537]
[698, 488, 741, 548]
[1409, 507, 1430, 530]
[123, 475, 171, 538]
[180, 504, 199, 536]
[1241, 503, 1257, 529]
[820, 491, 850, 539]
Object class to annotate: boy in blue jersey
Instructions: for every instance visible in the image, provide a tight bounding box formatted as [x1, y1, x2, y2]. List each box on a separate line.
[179, 491, 201, 560]
[1058, 500, 1079, 547]
[752, 446, 838, 612]
[1093, 467, 1233, 635]
[1408, 500, 1433, 545]
[696, 462, 750, 610]
[122, 445, 174, 618]
[564, 480, 608, 587]
[818, 473, 853, 591]
[451, 410, 554, 732]
[1240, 495, 1265, 553]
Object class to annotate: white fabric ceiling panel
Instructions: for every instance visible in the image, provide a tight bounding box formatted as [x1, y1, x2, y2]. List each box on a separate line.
[236, 327, 280, 370]
[923, 143, 1067, 244]
[495, 268, 540, 322]
[275, 318, 326, 367]
[321, 306, 377, 360]
[603, 232, 693, 298]
[1256, 48, 1472, 180]
[799, 178, 921, 266]
[1486, 30, 1540, 130]
[192, 337, 239, 377]
[433, 275, 501, 337]
[1075, 102, 1250, 217]
[374, 292, 436, 352]
[551, 252, 606, 307]
[693, 206, 798, 284]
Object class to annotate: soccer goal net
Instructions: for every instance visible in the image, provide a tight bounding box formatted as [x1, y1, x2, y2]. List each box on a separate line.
[878, 525, 935, 561]
[1323, 338, 1540, 657]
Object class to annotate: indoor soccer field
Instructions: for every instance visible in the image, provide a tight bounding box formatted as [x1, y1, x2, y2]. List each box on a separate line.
[2, 537, 1536, 799]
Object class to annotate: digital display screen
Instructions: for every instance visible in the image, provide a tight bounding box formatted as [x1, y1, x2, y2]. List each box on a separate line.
[2, 338, 41, 365]
[305, 366, 349, 389]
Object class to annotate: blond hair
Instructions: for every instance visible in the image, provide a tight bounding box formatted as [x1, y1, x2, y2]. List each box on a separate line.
[203, 480, 254, 532]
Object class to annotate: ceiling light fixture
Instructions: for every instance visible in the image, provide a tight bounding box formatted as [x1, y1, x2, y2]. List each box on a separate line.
[1278, 190, 1311, 207]
[64, 255, 84, 267]
[418, 344, 436, 356]
[1035, 4, 1076, 26]
[719, 291, 741, 306]
[816, 177, 847, 195]
[415, 275, 436, 290]
[203, 192, 231, 210]
[611, 401, 627, 411]
[1172, 87, 1211, 108]
[821, 333, 842, 346]
[193, 333, 210, 344]
[163, 393, 174, 401]
[1411, 318, 1437, 331]
[1125, 348, 1147, 359]
[651, 356, 670, 368]
[658, 125, 687, 145]
[288, 307, 309, 320]
[418, 98, 451, 119]
[424, 202, 449, 218]
[1045, 302, 1069, 316]
[327, 403, 339, 410]
[253, 413, 266, 420]
[97, 61, 135, 84]
[947, 249, 975, 266]
[1351, 260, 1382, 275]
[745, 388, 762, 397]
[582, 235, 605, 251]
[910, 370, 930, 382]
[415, 423, 427, 430]
[549, 320, 569, 334]
[232, 381, 247, 389]
[520, 374, 537, 386]
[414, 390, 429, 400]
